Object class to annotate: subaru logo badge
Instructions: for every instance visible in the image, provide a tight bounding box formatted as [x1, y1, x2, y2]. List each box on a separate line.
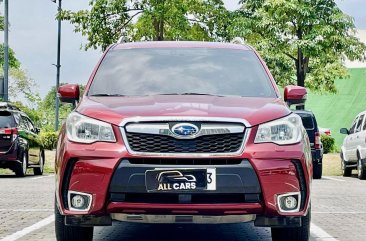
[171, 123, 199, 138]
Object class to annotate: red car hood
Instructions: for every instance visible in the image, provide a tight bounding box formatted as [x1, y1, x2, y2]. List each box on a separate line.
[76, 95, 290, 127]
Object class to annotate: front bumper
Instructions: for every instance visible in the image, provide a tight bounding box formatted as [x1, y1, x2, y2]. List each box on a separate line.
[55, 126, 312, 224]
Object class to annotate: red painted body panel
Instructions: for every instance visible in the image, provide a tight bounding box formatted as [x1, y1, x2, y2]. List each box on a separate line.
[58, 84, 80, 101]
[284, 85, 307, 102]
[76, 96, 290, 127]
[55, 41, 312, 221]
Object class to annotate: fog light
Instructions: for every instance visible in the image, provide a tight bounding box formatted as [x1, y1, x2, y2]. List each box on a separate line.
[282, 196, 297, 210]
[71, 195, 85, 209]
[277, 192, 300, 213]
[68, 191, 92, 211]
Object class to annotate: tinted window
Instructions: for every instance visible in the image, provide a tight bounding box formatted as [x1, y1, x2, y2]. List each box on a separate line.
[25, 118, 35, 132]
[19, 116, 29, 131]
[296, 113, 314, 129]
[350, 116, 359, 134]
[89, 48, 276, 98]
[355, 115, 364, 133]
[0, 111, 16, 128]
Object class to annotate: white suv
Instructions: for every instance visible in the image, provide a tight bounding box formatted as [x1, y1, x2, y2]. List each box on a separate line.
[340, 111, 366, 179]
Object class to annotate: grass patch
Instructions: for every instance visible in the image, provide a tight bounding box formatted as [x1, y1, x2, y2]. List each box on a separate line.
[44, 150, 55, 174]
[323, 153, 342, 176]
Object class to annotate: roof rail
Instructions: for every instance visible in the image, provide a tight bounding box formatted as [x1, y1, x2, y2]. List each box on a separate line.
[0, 102, 21, 111]
[117, 36, 128, 44]
[231, 37, 246, 45]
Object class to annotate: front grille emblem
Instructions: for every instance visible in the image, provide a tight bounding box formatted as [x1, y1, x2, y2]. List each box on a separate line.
[171, 123, 199, 138]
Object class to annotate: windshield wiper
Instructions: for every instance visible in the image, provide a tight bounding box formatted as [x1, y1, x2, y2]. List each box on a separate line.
[89, 94, 126, 97]
[158, 93, 223, 97]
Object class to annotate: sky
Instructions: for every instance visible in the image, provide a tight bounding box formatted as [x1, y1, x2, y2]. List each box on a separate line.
[0, 0, 365, 99]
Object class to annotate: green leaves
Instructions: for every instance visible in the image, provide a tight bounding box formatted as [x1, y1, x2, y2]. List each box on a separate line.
[59, 0, 230, 50]
[234, 0, 366, 92]
[0, 44, 20, 69]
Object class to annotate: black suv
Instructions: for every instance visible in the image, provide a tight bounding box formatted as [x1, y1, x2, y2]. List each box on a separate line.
[0, 102, 44, 177]
[294, 110, 323, 179]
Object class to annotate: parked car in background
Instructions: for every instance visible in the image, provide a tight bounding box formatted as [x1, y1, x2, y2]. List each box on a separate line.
[0, 102, 44, 177]
[340, 110, 366, 179]
[294, 110, 323, 179]
[319, 127, 332, 136]
[55, 41, 312, 241]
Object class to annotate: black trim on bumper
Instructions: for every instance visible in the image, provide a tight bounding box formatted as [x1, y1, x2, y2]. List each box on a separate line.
[61, 158, 78, 209]
[254, 216, 301, 228]
[65, 215, 112, 227]
[109, 159, 261, 204]
[292, 160, 307, 210]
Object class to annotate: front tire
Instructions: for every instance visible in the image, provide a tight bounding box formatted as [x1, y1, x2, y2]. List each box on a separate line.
[33, 152, 45, 176]
[313, 161, 322, 179]
[341, 153, 352, 177]
[55, 201, 93, 241]
[357, 154, 366, 180]
[271, 208, 311, 241]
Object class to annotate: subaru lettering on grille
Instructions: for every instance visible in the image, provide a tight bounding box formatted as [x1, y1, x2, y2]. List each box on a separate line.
[171, 123, 199, 137]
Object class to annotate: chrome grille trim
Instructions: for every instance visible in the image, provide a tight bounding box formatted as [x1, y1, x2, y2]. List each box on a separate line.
[120, 117, 251, 157]
[126, 123, 245, 140]
[120, 116, 252, 127]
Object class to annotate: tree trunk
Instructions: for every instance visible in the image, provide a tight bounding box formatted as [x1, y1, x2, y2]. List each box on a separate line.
[158, 18, 164, 40]
[296, 48, 306, 110]
[153, 17, 164, 41]
[296, 48, 306, 87]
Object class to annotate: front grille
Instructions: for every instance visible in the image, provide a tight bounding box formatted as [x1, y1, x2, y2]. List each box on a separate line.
[125, 132, 244, 153]
[128, 158, 243, 165]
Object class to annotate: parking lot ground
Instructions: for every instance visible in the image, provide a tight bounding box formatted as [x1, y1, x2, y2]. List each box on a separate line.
[1, 174, 365, 241]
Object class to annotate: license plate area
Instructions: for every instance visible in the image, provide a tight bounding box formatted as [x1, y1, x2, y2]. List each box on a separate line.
[145, 168, 216, 192]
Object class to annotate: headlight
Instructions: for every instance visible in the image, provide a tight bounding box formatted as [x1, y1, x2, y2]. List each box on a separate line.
[254, 113, 303, 145]
[66, 112, 116, 144]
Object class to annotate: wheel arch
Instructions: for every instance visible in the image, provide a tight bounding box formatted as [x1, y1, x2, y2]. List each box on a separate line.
[357, 146, 366, 160]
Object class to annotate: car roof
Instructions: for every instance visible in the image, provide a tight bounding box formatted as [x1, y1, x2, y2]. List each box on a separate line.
[112, 41, 253, 51]
[356, 110, 366, 117]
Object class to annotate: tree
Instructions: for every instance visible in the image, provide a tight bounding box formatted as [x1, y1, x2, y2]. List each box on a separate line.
[231, 0, 366, 92]
[38, 84, 85, 131]
[0, 15, 39, 103]
[59, 0, 230, 50]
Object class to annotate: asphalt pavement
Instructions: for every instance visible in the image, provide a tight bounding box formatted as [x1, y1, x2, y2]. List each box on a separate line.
[0, 173, 365, 241]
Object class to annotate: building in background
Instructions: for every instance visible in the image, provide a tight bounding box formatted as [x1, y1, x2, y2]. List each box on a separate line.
[345, 29, 366, 68]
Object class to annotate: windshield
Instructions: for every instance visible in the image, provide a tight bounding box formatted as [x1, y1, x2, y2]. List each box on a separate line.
[297, 113, 315, 130]
[0, 111, 16, 128]
[88, 48, 276, 98]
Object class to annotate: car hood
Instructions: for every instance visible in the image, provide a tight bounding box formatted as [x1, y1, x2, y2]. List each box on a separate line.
[76, 95, 291, 127]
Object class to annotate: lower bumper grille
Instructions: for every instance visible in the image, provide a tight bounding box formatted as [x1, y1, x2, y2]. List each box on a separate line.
[110, 193, 261, 204]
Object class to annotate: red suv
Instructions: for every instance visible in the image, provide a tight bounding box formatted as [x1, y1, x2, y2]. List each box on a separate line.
[55, 41, 312, 241]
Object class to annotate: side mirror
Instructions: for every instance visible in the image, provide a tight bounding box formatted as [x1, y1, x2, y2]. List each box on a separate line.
[34, 127, 40, 134]
[284, 85, 307, 107]
[58, 84, 80, 106]
[340, 128, 349, 135]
